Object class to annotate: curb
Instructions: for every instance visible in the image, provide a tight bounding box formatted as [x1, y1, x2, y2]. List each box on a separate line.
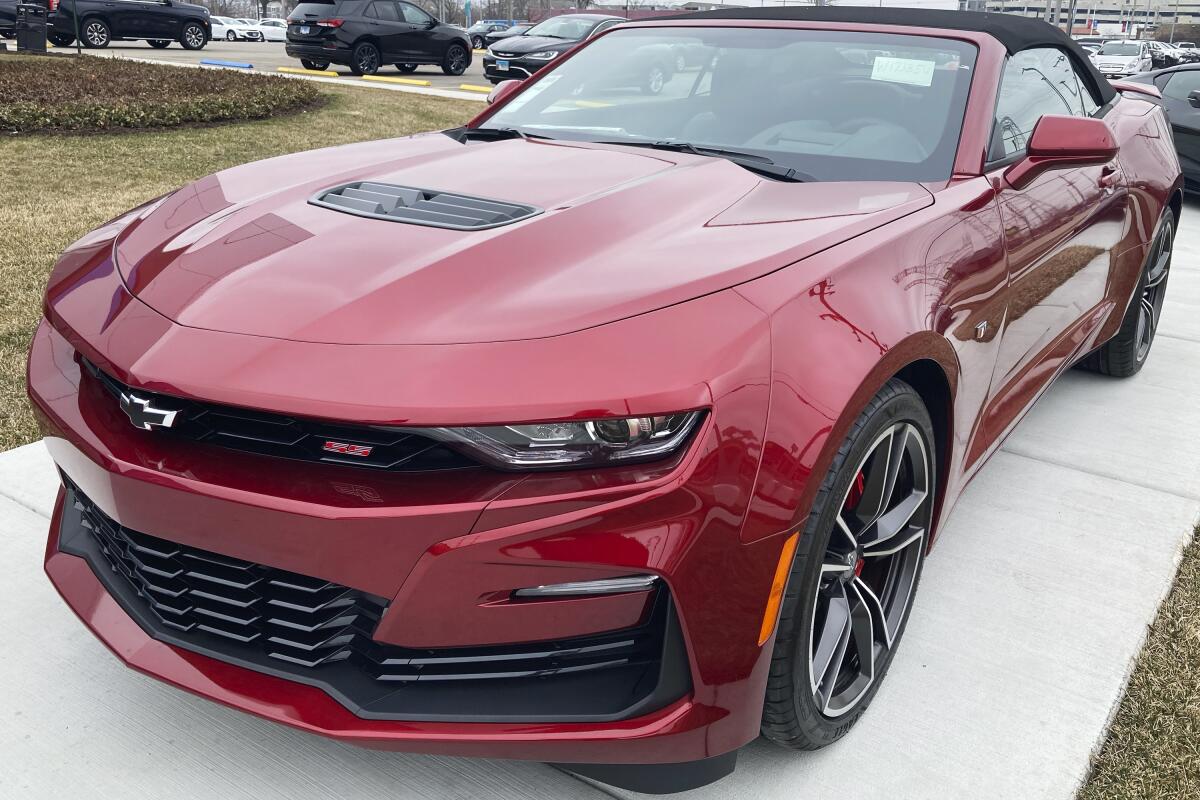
[278, 65, 337, 77]
[361, 74, 432, 87]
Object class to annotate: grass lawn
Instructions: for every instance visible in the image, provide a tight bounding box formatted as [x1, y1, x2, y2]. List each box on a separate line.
[1079, 532, 1200, 799]
[0, 79, 476, 451]
[1, 60, 1197, 800]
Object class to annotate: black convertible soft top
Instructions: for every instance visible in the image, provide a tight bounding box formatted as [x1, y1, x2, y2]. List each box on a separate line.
[665, 6, 1116, 104]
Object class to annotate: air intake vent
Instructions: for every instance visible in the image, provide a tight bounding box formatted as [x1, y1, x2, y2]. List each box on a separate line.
[310, 182, 541, 230]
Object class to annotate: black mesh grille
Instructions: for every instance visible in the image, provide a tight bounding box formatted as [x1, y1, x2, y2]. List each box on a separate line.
[58, 481, 690, 721]
[310, 182, 541, 230]
[83, 359, 476, 472]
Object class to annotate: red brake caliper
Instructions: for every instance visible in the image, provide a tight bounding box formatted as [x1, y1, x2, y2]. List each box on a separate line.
[846, 471, 866, 577]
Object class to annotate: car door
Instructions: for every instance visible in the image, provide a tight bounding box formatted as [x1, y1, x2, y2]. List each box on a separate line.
[396, 1, 436, 60]
[362, 0, 405, 60]
[1153, 68, 1200, 186]
[983, 47, 1131, 441]
[109, 0, 174, 39]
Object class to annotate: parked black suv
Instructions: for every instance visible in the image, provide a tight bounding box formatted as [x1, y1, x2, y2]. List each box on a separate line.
[48, 0, 210, 49]
[286, 0, 470, 76]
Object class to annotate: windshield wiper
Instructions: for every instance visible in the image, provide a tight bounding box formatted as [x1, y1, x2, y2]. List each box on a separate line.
[597, 140, 809, 182]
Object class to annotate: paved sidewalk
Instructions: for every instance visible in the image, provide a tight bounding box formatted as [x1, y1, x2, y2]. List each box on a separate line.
[2, 202, 1199, 799]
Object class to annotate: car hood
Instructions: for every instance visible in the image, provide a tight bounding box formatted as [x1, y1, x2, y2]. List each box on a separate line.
[113, 133, 933, 346]
[489, 35, 576, 54]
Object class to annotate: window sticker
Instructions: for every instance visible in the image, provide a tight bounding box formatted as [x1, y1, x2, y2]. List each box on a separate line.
[871, 56, 937, 87]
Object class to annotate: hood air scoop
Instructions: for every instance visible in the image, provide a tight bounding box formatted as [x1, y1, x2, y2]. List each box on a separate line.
[311, 182, 541, 231]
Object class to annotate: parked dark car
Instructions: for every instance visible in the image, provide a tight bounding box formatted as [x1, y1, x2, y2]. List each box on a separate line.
[286, 0, 470, 76]
[483, 13, 623, 84]
[465, 19, 508, 49]
[484, 22, 529, 47]
[1, 0, 15, 39]
[1126, 63, 1200, 192]
[47, 0, 211, 49]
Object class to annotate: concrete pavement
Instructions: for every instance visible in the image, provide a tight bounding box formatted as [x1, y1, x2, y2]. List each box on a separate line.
[1, 200, 1199, 799]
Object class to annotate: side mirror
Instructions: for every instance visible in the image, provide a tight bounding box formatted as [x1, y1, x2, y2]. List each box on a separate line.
[487, 79, 521, 105]
[1190, 89, 1200, 108]
[1004, 115, 1119, 190]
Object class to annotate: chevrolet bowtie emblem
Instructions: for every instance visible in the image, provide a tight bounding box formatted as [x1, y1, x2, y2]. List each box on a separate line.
[119, 392, 180, 431]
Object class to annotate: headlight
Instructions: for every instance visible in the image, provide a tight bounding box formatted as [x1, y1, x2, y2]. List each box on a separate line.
[526, 50, 560, 61]
[426, 411, 705, 470]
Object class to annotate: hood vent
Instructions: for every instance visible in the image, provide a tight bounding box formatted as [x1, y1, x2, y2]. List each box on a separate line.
[310, 182, 541, 231]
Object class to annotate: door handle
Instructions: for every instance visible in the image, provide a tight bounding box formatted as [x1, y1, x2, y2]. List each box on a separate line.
[1100, 163, 1123, 194]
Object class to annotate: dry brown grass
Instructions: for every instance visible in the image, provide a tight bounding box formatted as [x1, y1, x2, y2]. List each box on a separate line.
[0, 79, 476, 450]
[1079, 529, 1200, 800]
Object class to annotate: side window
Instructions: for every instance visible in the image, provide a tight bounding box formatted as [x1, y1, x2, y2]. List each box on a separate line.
[990, 47, 1095, 161]
[399, 3, 432, 25]
[1163, 69, 1200, 101]
[370, 2, 400, 21]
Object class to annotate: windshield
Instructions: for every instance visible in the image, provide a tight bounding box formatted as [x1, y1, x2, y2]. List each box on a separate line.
[480, 27, 978, 182]
[1098, 42, 1140, 56]
[525, 16, 605, 40]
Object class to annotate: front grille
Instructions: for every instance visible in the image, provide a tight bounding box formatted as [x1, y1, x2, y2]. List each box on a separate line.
[83, 359, 476, 472]
[58, 481, 690, 721]
[310, 182, 541, 230]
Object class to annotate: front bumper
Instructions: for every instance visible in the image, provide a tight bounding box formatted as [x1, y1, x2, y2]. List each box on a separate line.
[28, 206, 784, 775]
[482, 53, 547, 83]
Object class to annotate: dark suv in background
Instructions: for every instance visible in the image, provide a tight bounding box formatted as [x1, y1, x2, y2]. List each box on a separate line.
[286, 0, 470, 76]
[48, 0, 210, 49]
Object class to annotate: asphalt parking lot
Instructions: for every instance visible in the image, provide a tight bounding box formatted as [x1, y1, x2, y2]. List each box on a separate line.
[60, 39, 493, 95]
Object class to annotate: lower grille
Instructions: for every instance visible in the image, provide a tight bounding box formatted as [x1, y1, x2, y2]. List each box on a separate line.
[57, 480, 690, 722]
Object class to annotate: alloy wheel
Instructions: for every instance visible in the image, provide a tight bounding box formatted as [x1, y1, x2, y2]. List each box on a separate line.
[646, 65, 665, 94]
[85, 21, 108, 46]
[1135, 219, 1173, 362]
[357, 47, 379, 74]
[447, 46, 467, 74]
[226, 30, 236, 40]
[184, 25, 205, 49]
[809, 422, 930, 718]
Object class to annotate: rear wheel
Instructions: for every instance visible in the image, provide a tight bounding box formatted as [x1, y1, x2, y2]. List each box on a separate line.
[1077, 212, 1174, 377]
[395, 63, 417, 73]
[180, 22, 206, 50]
[301, 58, 330, 71]
[762, 379, 934, 749]
[147, 39, 170, 48]
[81, 18, 110, 48]
[442, 43, 468, 75]
[350, 41, 380, 75]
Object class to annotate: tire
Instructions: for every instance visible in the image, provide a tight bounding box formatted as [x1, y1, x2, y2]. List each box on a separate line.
[761, 378, 934, 750]
[48, 32, 75, 46]
[395, 63, 418, 73]
[147, 39, 170, 48]
[180, 22, 206, 50]
[226, 30, 237, 41]
[81, 18, 110, 48]
[471, 35, 484, 49]
[1076, 211, 1175, 377]
[643, 62, 667, 95]
[442, 42, 468, 76]
[301, 58, 330, 71]
[350, 41, 380, 75]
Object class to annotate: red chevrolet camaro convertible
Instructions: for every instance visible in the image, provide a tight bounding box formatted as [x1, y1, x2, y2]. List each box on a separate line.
[28, 7, 1180, 793]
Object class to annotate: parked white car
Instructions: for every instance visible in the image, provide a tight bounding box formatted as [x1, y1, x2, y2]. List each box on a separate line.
[211, 16, 264, 42]
[256, 18, 287, 42]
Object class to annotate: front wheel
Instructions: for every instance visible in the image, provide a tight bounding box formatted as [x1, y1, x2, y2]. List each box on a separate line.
[350, 41, 380, 75]
[1077, 212, 1175, 377]
[395, 63, 418, 73]
[300, 58, 330, 71]
[49, 32, 75, 46]
[643, 63, 667, 95]
[226, 30, 237, 41]
[180, 22, 206, 50]
[762, 379, 934, 750]
[471, 35, 484, 49]
[147, 39, 170, 48]
[81, 18, 110, 48]
[442, 42, 468, 75]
